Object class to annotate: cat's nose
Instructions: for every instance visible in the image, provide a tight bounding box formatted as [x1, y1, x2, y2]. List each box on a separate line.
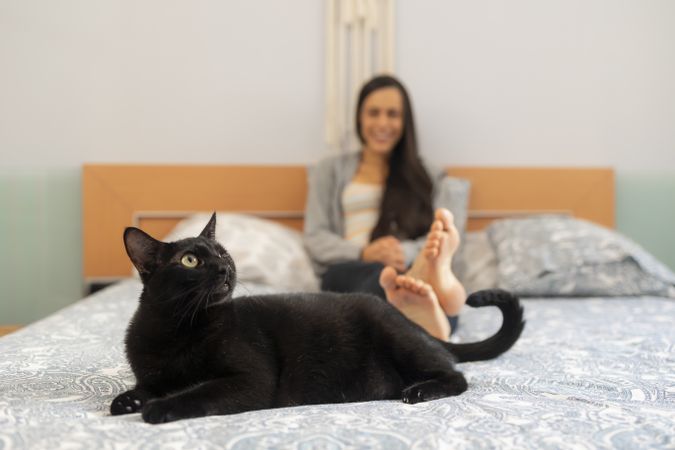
[218, 265, 228, 276]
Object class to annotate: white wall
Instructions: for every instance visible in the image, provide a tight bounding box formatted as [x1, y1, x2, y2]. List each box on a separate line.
[1, 0, 325, 167]
[398, 1, 675, 171]
[2, 1, 673, 170]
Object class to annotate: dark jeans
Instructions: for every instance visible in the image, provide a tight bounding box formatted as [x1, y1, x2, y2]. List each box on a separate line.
[321, 261, 459, 334]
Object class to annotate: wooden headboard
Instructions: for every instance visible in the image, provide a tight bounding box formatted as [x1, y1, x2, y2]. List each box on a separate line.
[82, 164, 614, 283]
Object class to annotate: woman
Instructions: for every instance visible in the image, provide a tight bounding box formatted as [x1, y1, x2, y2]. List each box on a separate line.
[303, 75, 467, 341]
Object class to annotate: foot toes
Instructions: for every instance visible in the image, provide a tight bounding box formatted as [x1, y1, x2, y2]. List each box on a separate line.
[397, 275, 412, 286]
[430, 230, 443, 240]
[379, 266, 398, 291]
[424, 247, 439, 259]
[436, 208, 454, 230]
[425, 233, 442, 248]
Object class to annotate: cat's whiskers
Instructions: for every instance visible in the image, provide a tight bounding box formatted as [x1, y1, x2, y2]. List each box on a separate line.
[170, 288, 205, 324]
[167, 283, 208, 327]
[235, 280, 253, 296]
[157, 283, 202, 305]
[205, 284, 226, 308]
[185, 294, 202, 328]
[176, 288, 206, 328]
[173, 278, 222, 329]
[188, 284, 215, 327]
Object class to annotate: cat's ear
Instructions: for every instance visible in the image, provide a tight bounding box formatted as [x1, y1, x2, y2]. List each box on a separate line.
[124, 227, 164, 277]
[199, 212, 217, 240]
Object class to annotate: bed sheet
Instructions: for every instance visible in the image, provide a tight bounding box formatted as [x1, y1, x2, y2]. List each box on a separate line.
[1, 280, 674, 449]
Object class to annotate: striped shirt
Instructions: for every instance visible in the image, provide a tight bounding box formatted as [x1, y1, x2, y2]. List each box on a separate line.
[341, 181, 384, 247]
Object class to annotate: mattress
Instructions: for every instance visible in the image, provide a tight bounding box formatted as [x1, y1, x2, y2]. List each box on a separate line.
[1, 279, 674, 449]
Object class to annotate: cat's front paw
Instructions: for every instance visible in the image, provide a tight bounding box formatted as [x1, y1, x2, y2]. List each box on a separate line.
[110, 389, 147, 415]
[142, 398, 207, 424]
[142, 399, 176, 424]
[402, 375, 468, 404]
[401, 384, 426, 404]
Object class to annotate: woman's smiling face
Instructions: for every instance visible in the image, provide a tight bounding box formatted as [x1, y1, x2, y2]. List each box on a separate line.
[358, 86, 404, 157]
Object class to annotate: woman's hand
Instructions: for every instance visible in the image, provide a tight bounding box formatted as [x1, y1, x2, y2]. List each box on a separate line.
[361, 236, 406, 272]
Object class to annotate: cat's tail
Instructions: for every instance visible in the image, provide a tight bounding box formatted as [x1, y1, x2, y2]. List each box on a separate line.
[443, 289, 525, 363]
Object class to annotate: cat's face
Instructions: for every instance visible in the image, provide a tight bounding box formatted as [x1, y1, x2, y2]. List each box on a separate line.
[124, 213, 236, 310]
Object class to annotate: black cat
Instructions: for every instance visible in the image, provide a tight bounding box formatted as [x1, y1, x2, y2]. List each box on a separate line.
[111, 213, 525, 424]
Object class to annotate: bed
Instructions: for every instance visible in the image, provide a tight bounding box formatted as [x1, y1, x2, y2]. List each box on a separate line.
[1, 164, 674, 449]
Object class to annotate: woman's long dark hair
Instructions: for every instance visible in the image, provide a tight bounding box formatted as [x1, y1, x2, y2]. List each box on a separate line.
[356, 75, 434, 242]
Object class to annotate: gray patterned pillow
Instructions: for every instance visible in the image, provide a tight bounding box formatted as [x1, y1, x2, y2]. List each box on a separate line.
[164, 213, 319, 292]
[486, 215, 675, 297]
[436, 176, 471, 243]
[455, 231, 499, 294]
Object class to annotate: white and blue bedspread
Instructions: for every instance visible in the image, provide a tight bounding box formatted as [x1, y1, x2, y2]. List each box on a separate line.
[1, 280, 674, 449]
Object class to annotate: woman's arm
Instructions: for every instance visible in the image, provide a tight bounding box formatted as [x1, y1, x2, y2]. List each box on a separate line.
[303, 159, 362, 267]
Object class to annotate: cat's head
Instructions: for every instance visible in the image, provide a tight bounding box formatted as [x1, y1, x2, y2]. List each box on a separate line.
[123, 213, 236, 309]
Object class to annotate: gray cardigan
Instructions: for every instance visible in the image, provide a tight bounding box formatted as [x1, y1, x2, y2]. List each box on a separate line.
[303, 151, 471, 274]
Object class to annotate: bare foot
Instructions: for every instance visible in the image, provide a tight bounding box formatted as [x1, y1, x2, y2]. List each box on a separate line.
[406, 208, 467, 317]
[379, 266, 450, 341]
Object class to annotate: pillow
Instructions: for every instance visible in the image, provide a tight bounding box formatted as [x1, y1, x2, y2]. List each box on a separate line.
[435, 175, 471, 276]
[436, 176, 471, 243]
[486, 215, 675, 297]
[455, 231, 499, 295]
[163, 213, 319, 292]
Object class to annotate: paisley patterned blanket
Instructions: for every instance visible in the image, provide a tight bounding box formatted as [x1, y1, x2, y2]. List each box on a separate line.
[1, 280, 673, 449]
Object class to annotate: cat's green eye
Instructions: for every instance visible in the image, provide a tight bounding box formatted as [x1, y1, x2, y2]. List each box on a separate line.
[181, 254, 199, 268]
